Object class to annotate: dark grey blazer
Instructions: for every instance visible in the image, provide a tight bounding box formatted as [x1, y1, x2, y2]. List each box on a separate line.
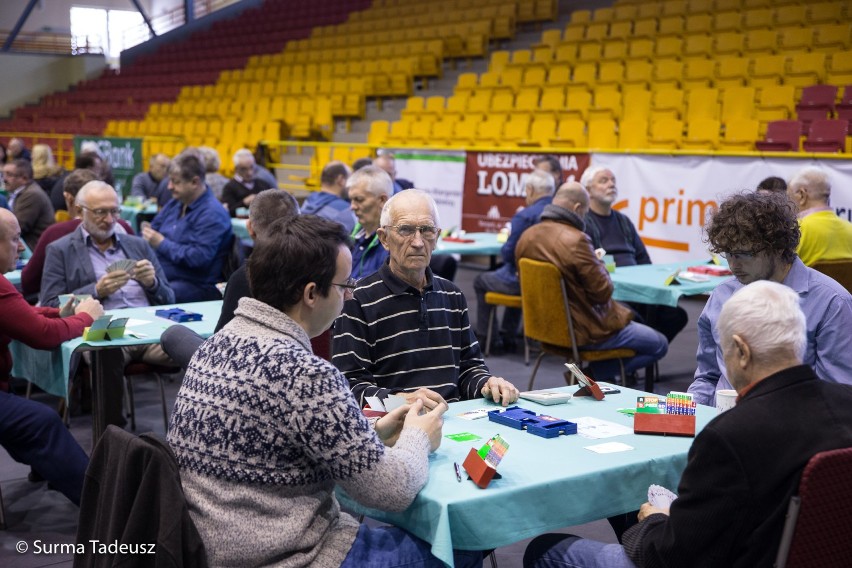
[39, 225, 174, 308]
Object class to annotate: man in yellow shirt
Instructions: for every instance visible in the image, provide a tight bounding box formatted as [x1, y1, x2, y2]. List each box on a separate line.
[787, 167, 852, 266]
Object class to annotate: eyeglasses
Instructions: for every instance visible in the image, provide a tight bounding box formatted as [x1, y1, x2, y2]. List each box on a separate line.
[720, 250, 757, 261]
[80, 205, 121, 218]
[333, 277, 358, 294]
[384, 224, 439, 239]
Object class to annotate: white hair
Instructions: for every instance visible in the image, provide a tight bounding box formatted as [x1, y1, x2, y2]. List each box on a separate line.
[380, 189, 440, 228]
[75, 180, 117, 207]
[347, 165, 393, 198]
[718, 280, 806, 365]
[788, 167, 831, 204]
[232, 148, 256, 166]
[580, 165, 613, 188]
[525, 168, 555, 197]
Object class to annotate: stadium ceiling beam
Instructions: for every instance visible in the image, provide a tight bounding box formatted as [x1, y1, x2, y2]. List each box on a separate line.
[184, 0, 195, 23]
[128, 0, 157, 37]
[2, 0, 39, 52]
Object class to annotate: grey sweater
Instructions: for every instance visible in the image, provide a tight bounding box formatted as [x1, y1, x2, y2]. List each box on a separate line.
[168, 298, 431, 567]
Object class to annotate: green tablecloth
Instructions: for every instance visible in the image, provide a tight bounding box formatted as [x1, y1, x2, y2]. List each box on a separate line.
[339, 386, 715, 566]
[610, 261, 731, 307]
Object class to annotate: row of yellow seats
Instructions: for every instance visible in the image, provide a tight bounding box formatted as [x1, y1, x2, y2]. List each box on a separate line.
[480, 51, 849, 93]
[332, 6, 515, 40]
[607, 0, 829, 17]
[369, 114, 764, 152]
[370, 0, 551, 23]
[552, 23, 851, 56]
[569, 1, 846, 32]
[402, 84, 799, 125]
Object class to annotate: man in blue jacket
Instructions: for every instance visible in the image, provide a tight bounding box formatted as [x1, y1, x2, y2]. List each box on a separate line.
[347, 165, 394, 280]
[301, 161, 356, 233]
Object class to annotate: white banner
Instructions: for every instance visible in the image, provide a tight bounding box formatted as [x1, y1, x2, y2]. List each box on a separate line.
[594, 154, 852, 264]
[394, 150, 466, 232]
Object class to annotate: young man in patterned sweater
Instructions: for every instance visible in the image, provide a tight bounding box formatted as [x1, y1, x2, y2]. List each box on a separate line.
[167, 214, 481, 567]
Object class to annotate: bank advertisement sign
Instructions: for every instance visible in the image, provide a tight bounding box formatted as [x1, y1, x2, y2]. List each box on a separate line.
[73, 136, 143, 199]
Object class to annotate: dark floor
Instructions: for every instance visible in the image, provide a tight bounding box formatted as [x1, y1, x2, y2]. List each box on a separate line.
[0, 264, 707, 567]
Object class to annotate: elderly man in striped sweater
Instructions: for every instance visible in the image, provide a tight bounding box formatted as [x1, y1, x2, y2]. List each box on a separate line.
[333, 189, 520, 410]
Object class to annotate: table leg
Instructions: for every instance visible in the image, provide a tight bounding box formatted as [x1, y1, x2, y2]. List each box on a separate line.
[90, 349, 125, 442]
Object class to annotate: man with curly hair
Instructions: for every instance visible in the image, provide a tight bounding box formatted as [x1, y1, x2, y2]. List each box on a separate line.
[687, 191, 852, 406]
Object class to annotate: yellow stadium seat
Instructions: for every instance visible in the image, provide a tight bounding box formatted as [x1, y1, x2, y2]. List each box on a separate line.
[750, 54, 788, 88]
[572, 62, 598, 89]
[685, 13, 712, 34]
[774, 5, 807, 28]
[613, 4, 638, 21]
[743, 8, 772, 30]
[431, 118, 457, 145]
[455, 73, 479, 95]
[425, 96, 445, 114]
[523, 66, 548, 89]
[827, 50, 852, 85]
[621, 87, 652, 120]
[479, 71, 501, 90]
[715, 0, 740, 11]
[618, 118, 649, 149]
[777, 27, 813, 53]
[592, 7, 614, 21]
[786, 52, 827, 87]
[551, 117, 587, 148]
[686, 88, 720, 120]
[400, 97, 425, 121]
[570, 9, 591, 24]
[655, 37, 683, 59]
[563, 23, 586, 43]
[637, 4, 659, 19]
[684, 34, 713, 58]
[721, 87, 756, 121]
[504, 116, 532, 146]
[548, 64, 572, 86]
[648, 117, 684, 149]
[532, 45, 554, 65]
[681, 117, 720, 150]
[682, 57, 715, 89]
[477, 117, 506, 147]
[409, 119, 433, 145]
[491, 90, 515, 116]
[632, 18, 657, 39]
[368, 120, 390, 146]
[806, 2, 843, 25]
[718, 118, 760, 150]
[452, 118, 481, 147]
[627, 38, 655, 62]
[813, 23, 851, 52]
[744, 29, 778, 54]
[651, 88, 685, 121]
[500, 67, 524, 92]
[588, 118, 617, 149]
[527, 116, 557, 146]
[516, 89, 541, 113]
[654, 58, 683, 89]
[658, 15, 685, 37]
[489, 51, 511, 73]
[598, 61, 625, 89]
[661, 0, 687, 16]
[713, 11, 741, 32]
[755, 85, 797, 121]
[608, 21, 632, 39]
[564, 89, 592, 120]
[555, 43, 578, 65]
[715, 56, 750, 88]
[577, 43, 603, 62]
[537, 29, 563, 49]
[512, 49, 533, 67]
[743, 0, 771, 7]
[467, 90, 493, 116]
[540, 86, 565, 114]
[715, 31, 745, 56]
[589, 90, 622, 121]
[584, 22, 609, 42]
[623, 60, 653, 90]
[600, 39, 628, 62]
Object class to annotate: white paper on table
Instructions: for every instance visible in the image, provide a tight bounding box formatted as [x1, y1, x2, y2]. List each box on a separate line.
[585, 442, 634, 454]
[571, 416, 635, 439]
[456, 408, 491, 420]
[124, 318, 152, 328]
[365, 396, 386, 412]
[648, 484, 678, 508]
[383, 395, 407, 412]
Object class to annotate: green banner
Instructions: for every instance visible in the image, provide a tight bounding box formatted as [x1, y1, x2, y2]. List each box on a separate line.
[73, 136, 143, 199]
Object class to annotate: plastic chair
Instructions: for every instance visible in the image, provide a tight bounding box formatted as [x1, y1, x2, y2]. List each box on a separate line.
[809, 260, 852, 293]
[802, 120, 849, 153]
[518, 258, 634, 390]
[755, 120, 802, 151]
[124, 363, 180, 432]
[775, 447, 852, 568]
[483, 292, 528, 364]
[796, 85, 838, 132]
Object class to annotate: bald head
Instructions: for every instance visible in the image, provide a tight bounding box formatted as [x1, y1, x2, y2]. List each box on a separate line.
[552, 181, 590, 217]
[0, 208, 24, 273]
[0, 207, 18, 234]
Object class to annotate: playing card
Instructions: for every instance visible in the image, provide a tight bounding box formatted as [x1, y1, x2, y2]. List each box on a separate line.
[648, 484, 678, 508]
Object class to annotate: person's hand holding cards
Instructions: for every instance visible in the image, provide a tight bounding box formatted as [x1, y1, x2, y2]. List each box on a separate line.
[130, 259, 156, 288]
[141, 222, 164, 248]
[97, 259, 135, 298]
[481, 376, 520, 406]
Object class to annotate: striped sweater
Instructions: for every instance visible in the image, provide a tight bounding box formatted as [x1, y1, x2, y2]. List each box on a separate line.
[332, 263, 492, 407]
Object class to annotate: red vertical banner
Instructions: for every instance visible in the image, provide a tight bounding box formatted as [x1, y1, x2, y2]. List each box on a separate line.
[461, 152, 591, 233]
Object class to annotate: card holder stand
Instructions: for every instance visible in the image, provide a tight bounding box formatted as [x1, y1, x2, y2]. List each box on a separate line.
[573, 382, 605, 401]
[82, 326, 126, 341]
[462, 448, 498, 489]
[634, 413, 696, 437]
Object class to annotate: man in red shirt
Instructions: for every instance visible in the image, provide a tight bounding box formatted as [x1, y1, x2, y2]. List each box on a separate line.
[0, 208, 103, 504]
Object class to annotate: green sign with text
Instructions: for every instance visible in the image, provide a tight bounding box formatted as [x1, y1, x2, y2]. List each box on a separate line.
[73, 136, 143, 199]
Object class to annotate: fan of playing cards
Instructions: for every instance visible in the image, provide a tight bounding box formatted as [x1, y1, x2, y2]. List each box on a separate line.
[106, 259, 137, 275]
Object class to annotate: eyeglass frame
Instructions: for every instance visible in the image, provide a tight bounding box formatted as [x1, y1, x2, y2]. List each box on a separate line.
[719, 250, 758, 261]
[79, 205, 122, 219]
[382, 224, 440, 239]
[333, 277, 358, 294]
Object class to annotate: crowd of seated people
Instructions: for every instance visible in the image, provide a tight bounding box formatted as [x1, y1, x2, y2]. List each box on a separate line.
[3, 133, 852, 566]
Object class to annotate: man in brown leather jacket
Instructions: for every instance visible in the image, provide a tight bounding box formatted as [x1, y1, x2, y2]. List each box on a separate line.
[515, 182, 668, 381]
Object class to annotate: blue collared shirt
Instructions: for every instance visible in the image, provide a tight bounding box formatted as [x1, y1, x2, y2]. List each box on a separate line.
[301, 191, 356, 233]
[81, 226, 149, 310]
[688, 258, 852, 405]
[350, 224, 387, 281]
[493, 195, 552, 284]
[151, 188, 232, 302]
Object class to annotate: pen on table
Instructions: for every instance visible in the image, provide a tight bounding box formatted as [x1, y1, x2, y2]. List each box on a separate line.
[454, 462, 462, 482]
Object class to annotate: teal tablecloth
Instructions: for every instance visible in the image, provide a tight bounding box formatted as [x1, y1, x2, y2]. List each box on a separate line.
[10, 300, 222, 400]
[231, 218, 250, 240]
[6, 269, 22, 286]
[434, 233, 502, 256]
[610, 261, 731, 307]
[338, 386, 715, 566]
[120, 204, 158, 232]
